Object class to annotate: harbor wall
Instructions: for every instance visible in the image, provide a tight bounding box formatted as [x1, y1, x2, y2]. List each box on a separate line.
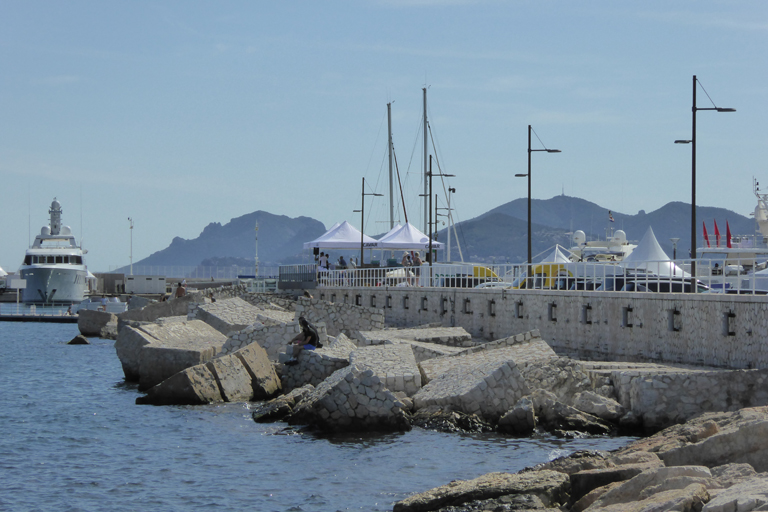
[313, 287, 768, 369]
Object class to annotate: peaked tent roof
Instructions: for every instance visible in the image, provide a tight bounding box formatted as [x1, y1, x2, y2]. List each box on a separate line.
[538, 245, 571, 263]
[377, 224, 402, 241]
[621, 226, 688, 276]
[302, 220, 379, 249]
[377, 222, 443, 250]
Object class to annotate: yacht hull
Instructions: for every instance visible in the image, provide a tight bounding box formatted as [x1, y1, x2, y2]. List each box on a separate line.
[19, 266, 87, 304]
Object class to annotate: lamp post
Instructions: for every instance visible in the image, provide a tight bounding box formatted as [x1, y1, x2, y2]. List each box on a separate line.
[515, 125, 561, 285]
[447, 187, 456, 262]
[128, 217, 134, 276]
[427, 155, 454, 269]
[675, 75, 735, 280]
[670, 238, 680, 260]
[359, 177, 383, 266]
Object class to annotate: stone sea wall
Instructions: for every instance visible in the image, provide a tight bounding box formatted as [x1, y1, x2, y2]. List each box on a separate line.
[318, 287, 768, 369]
[294, 296, 385, 338]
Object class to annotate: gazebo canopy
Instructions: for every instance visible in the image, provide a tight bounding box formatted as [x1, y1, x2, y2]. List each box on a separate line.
[302, 220, 379, 249]
[621, 226, 688, 277]
[377, 222, 443, 250]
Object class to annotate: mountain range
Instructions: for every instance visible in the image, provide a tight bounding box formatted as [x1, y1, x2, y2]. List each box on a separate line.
[126, 195, 758, 270]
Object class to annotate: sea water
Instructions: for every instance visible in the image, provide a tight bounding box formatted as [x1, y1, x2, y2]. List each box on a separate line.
[0, 322, 636, 511]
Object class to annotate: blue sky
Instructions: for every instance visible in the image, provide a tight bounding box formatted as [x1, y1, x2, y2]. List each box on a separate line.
[1, 1, 766, 271]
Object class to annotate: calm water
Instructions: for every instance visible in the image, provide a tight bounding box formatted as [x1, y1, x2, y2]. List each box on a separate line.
[0, 322, 635, 512]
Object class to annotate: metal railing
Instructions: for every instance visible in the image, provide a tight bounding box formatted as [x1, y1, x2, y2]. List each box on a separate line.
[282, 257, 768, 295]
[108, 265, 279, 279]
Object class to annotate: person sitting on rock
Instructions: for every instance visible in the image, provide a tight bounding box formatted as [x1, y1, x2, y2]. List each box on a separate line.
[286, 317, 320, 365]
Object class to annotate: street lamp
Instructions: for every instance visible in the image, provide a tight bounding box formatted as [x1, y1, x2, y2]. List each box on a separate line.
[670, 237, 680, 260]
[359, 177, 382, 266]
[128, 217, 134, 276]
[447, 187, 456, 262]
[515, 125, 561, 285]
[675, 75, 735, 281]
[427, 155, 454, 269]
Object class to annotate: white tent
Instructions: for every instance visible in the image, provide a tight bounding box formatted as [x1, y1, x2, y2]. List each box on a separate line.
[538, 245, 571, 263]
[621, 227, 688, 277]
[302, 220, 379, 249]
[377, 222, 443, 250]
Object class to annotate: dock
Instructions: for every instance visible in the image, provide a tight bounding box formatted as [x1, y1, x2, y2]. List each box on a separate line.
[0, 313, 78, 323]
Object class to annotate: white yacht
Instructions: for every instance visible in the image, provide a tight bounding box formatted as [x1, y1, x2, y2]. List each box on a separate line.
[567, 229, 637, 263]
[18, 198, 89, 304]
[694, 179, 768, 292]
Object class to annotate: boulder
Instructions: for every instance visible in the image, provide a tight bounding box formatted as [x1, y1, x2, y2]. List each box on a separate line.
[392, 470, 569, 512]
[192, 297, 263, 335]
[586, 483, 710, 512]
[251, 385, 315, 423]
[205, 354, 254, 403]
[701, 475, 768, 511]
[498, 396, 536, 435]
[137, 365, 223, 405]
[532, 389, 613, 436]
[409, 405, 493, 434]
[119, 292, 202, 323]
[709, 462, 758, 488]
[233, 343, 281, 400]
[573, 391, 626, 423]
[413, 339, 558, 422]
[280, 334, 353, 393]
[114, 320, 227, 390]
[586, 466, 713, 510]
[570, 462, 663, 504]
[67, 334, 90, 345]
[77, 309, 117, 337]
[349, 344, 422, 396]
[287, 364, 410, 432]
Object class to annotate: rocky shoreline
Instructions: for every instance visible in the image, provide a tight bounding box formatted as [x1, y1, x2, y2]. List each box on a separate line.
[90, 286, 768, 511]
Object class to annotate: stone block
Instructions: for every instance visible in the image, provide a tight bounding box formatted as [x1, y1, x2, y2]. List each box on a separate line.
[206, 354, 253, 403]
[234, 343, 281, 400]
[78, 309, 117, 337]
[136, 365, 223, 406]
[350, 344, 422, 397]
[123, 320, 227, 390]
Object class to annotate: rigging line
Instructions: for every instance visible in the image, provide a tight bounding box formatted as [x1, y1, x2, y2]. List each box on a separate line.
[364, 112, 388, 176]
[393, 144, 409, 224]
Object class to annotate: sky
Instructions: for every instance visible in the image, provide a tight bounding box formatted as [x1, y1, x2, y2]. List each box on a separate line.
[1, 1, 767, 272]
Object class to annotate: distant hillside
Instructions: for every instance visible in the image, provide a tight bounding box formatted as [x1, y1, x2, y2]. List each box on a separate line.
[462, 195, 757, 261]
[129, 211, 326, 268]
[436, 213, 569, 263]
[119, 195, 758, 271]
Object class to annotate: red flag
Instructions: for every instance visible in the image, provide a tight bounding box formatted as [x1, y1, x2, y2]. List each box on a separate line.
[726, 220, 732, 248]
[703, 221, 711, 248]
[713, 220, 721, 247]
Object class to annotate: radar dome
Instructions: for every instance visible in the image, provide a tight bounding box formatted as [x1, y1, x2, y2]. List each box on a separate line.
[613, 230, 627, 243]
[51, 199, 61, 210]
[61, 226, 72, 235]
[573, 230, 586, 246]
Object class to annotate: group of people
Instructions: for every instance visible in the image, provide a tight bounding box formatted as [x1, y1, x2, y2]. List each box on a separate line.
[315, 252, 358, 271]
[401, 251, 423, 285]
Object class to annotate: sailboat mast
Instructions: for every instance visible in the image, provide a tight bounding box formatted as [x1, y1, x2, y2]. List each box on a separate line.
[423, 87, 428, 234]
[387, 102, 394, 230]
[422, 87, 429, 233]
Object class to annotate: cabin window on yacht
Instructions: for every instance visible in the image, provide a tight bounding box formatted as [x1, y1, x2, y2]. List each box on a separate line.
[47, 256, 56, 264]
[24, 255, 32, 265]
[55, 256, 63, 264]
[72, 256, 82, 264]
[63, 256, 69, 264]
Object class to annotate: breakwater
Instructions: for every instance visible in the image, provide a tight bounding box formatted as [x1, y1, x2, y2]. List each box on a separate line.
[317, 287, 768, 369]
